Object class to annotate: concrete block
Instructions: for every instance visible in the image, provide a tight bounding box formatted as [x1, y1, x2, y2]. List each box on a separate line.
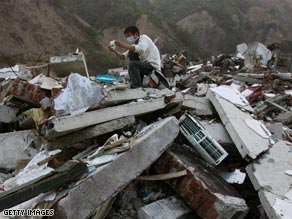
[45, 116, 135, 150]
[267, 122, 283, 140]
[42, 98, 167, 138]
[274, 112, 292, 124]
[138, 196, 192, 219]
[53, 117, 180, 219]
[0, 130, 40, 170]
[154, 144, 248, 219]
[207, 89, 270, 160]
[182, 95, 213, 116]
[0, 105, 18, 123]
[246, 140, 292, 219]
[49, 54, 87, 77]
[0, 65, 32, 80]
[102, 88, 161, 106]
[200, 121, 233, 146]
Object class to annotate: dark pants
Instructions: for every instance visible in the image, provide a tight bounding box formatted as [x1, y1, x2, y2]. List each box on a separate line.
[128, 61, 154, 88]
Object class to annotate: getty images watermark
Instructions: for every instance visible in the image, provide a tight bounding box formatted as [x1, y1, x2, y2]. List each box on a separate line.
[3, 209, 54, 217]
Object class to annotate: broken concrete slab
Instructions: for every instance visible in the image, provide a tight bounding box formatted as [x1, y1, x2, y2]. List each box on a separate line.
[0, 130, 40, 170]
[42, 98, 167, 139]
[49, 53, 88, 77]
[53, 117, 179, 219]
[232, 75, 262, 84]
[0, 65, 32, 80]
[258, 190, 292, 219]
[182, 95, 213, 116]
[137, 196, 192, 219]
[246, 140, 292, 219]
[267, 122, 283, 140]
[207, 89, 270, 160]
[0, 162, 87, 211]
[200, 121, 233, 146]
[102, 88, 173, 106]
[274, 112, 292, 124]
[0, 105, 18, 123]
[154, 144, 248, 219]
[45, 116, 135, 150]
[200, 121, 238, 155]
[209, 86, 254, 112]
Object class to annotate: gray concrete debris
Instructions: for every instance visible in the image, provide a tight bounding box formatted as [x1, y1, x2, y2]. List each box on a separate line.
[274, 111, 292, 124]
[0, 172, 12, 184]
[42, 97, 167, 139]
[200, 121, 233, 146]
[0, 130, 40, 170]
[267, 122, 283, 140]
[102, 88, 154, 106]
[49, 53, 88, 77]
[209, 86, 254, 113]
[182, 95, 213, 116]
[45, 116, 135, 150]
[137, 196, 192, 219]
[53, 117, 179, 219]
[102, 88, 173, 106]
[154, 144, 248, 219]
[213, 193, 249, 219]
[246, 140, 292, 219]
[0, 65, 32, 80]
[0, 105, 18, 123]
[207, 89, 270, 160]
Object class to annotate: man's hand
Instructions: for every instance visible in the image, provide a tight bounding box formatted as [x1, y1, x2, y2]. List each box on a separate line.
[114, 40, 124, 48]
[108, 46, 115, 53]
[115, 40, 136, 51]
[108, 46, 125, 60]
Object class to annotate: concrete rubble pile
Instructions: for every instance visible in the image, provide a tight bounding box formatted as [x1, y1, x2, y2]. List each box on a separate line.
[0, 43, 291, 219]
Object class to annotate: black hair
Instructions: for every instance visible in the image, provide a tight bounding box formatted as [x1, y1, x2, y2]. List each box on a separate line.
[124, 26, 140, 35]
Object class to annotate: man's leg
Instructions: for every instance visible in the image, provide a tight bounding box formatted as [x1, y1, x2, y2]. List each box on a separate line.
[128, 61, 154, 88]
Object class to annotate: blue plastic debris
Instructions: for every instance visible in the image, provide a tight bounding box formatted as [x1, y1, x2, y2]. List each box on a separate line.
[96, 75, 122, 84]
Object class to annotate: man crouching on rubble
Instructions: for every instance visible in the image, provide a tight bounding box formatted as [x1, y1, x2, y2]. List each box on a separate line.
[109, 26, 161, 88]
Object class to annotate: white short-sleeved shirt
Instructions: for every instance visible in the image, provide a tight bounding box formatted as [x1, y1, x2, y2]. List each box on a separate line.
[123, 34, 161, 71]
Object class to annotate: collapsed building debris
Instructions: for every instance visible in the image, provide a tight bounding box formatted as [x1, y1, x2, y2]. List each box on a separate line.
[137, 196, 192, 219]
[0, 40, 291, 219]
[182, 95, 213, 116]
[45, 116, 135, 151]
[154, 144, 248, 219]
[246, 141, 292, 219]
[54, 117, 179, 219]
[0, 105, 18, 123]
[207, 86, 270, 160]
[42, 97, 168, 139]
[0, 130, 41, 170]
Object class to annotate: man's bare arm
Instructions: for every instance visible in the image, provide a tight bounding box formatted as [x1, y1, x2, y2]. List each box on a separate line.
[108, 46, 126, 60]
[115, 40, 135, 51]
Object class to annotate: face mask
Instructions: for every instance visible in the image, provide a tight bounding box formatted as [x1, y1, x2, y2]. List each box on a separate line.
[127, 36, 136, 44]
